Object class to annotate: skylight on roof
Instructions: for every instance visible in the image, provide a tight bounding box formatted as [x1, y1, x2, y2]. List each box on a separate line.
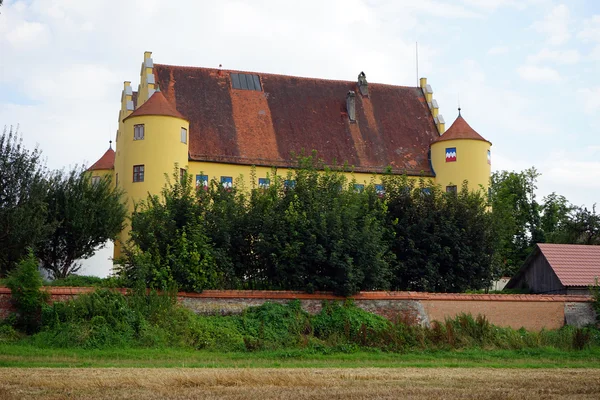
[231, 73, 262, 91]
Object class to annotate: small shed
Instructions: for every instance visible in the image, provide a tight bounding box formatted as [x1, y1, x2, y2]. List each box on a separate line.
[506, 243, 600, 295]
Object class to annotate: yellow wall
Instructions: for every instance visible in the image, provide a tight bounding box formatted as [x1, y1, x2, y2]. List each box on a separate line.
[186, 162, 395, 190]
[89, 168, 113, 182]
[430, 139, 491, 194]
[113, 114, 189, 257]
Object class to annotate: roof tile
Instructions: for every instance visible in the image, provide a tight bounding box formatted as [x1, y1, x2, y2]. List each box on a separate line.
[124, 90, 186, 121]
[87, 147, 115, 171]
[153, 64, 440, 175]
[433, 115, 490, 144]
[538, 243, 600, 287]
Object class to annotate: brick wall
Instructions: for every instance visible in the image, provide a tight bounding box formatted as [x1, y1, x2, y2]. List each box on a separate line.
[0, 287, 595, 330]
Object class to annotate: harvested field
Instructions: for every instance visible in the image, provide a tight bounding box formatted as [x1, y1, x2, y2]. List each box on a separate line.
[1, 368, 600, 399]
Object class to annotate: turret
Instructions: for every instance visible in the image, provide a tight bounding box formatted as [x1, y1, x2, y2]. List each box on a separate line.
[87, 143, 115, 184]
[113, 88, 189, 257]
[430, 109, 491, 194]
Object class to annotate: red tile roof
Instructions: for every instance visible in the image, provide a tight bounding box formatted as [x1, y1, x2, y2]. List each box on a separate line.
[433, 114, 490, 144]
[152, 64, 441, 175]
[124, 90, 185, 121]
[88, 147, 115, 171]
[537, 243, 600, 287]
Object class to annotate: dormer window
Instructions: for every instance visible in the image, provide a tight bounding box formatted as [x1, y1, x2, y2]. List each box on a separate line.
[231, 73, 262, 91]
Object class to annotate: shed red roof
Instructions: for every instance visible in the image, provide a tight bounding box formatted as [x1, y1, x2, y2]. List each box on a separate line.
[433, 114, 490, 144]
[124, 90, 185, 121]
[538, 243, 600, 287]
[88, 147, 115, 171]
[151, 64, 441, 175]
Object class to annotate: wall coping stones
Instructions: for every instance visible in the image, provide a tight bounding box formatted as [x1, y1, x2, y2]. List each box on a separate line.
[0, 287, 592, 302]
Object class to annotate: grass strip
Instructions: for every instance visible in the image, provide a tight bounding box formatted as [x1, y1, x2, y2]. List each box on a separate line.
[1, 344, 599, 368]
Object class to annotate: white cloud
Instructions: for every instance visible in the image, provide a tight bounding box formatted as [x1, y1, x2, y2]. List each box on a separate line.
[578, 87, 600, 114]
[532, 4, 571, 45]
[527, 48, 580, 65]
[578, 15, 600, 42]
[461, 0, 547, 11]
[5, 21, 48, 48]
[488, 45, 509, 55]
[517, 65, 561, 82]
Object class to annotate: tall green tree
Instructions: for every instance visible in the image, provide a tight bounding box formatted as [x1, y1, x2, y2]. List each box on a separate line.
[35, 168, 126, 279]
[0, 127, 48, 276]
[121, 169, 221, 292]
[384, 177, 497, 292]
[540, 193, 573, 243]
[557, 205, 600, 245]
[489, 167, 541, 276]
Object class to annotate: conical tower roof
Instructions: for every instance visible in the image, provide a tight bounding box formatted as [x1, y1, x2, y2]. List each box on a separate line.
[88, 145, 115, 171]
[124, 90, 186, 121]
[432, 113, 490, 144]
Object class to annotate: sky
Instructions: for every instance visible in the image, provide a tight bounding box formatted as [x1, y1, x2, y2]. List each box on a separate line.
[1, 0, 599, 277]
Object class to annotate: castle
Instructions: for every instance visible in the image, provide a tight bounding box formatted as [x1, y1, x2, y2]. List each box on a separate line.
[87, 51, 492, 259]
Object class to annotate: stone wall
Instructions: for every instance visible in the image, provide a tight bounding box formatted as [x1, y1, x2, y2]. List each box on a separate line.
[0, 287, 595, 330]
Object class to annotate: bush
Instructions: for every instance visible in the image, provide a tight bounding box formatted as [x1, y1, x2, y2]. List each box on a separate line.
[312, 300, 391, 347]
[45, 275, 112, 287]
[6, 251, 48, 334]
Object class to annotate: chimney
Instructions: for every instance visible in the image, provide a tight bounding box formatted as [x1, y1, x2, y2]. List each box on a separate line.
[357, 71, 369, 96]
[346, 90, 356, 122]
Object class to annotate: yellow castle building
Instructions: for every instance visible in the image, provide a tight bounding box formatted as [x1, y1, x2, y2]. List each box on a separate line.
[88, 51, 492, 259]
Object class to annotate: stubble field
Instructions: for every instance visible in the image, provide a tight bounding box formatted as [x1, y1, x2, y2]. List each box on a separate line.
[1, 368, 600, 399]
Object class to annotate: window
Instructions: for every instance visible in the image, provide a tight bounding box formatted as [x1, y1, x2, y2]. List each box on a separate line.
[284, 180, 296, 190]
[221, 176, 233, 188]
[180, 168, 186, 180]
[196, 174, 208, 188]
[133, 165, 145, 182]
[231, 73, 262, 91]
[353, 183, 364, 192]
[421, 188, 431, 195]
[91, 176, 100, 186]
[446, 185, 457, 194]
[134, 124, 145, 140]
[181, 127, 187, 144]
[375, 184, 385, 196]
[258, 178, 270, 189]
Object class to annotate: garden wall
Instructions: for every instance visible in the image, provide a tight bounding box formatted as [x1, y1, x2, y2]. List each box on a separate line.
[0, 287, 595, 330]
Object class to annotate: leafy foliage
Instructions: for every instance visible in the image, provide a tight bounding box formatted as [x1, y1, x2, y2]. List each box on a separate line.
[0, 127, 48, 276]
[384, 177, 497, 292]
[118, 169, 221, 292]
[490, 167, 599, 276]
[6, 251, 48, 334]
[21, 291, 600, 352]
[121, 156, 500, 294]
[36, 168, 126, 279]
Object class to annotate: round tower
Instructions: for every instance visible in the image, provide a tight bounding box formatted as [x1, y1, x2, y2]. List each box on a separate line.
[430, 110, 491, 194]
[114, 90, 189, 254]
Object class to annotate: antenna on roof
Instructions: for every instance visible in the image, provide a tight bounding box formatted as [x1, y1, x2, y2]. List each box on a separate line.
[458, 93, 461, 116]
[415, 41, 419, 87]
[109, 140, 113, 149]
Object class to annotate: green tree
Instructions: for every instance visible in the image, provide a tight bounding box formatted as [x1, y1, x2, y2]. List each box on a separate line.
[203, 157, 392, 295]
[121, 168, 221, 292]
[540, 193, 573, 243]
[35, 168, 126, 279]
[489, 167, 541, 276]
[0, 127, 49, 276]
[558, 205, 600, 245]
[385, 177, 496, 292]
